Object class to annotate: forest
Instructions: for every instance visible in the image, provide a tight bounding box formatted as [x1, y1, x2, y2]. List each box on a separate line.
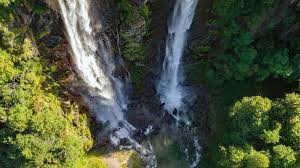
[0, 0, 300, 168]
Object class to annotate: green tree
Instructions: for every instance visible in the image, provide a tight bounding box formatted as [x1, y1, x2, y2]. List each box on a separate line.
[272, 145, 296, 168]
[0, 2, 93, 167]
[215, 94, 300, 167]
[0, 0, 14, 6]
[218, 146, 245, 168]
[244, 150, 270, 168]
[229, 96, 271, 138]
[259, 122, 281, 144]
[272, 93, 300, 148]
[7, 104, 33, 132]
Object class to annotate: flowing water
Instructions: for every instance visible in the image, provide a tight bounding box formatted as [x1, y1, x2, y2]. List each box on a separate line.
[158, 0, 198, 115]
[58, 0, 157, 167]
[157, 0, 202, 167]
[58, 0, 126, 129]
[58, 0, 201, 167]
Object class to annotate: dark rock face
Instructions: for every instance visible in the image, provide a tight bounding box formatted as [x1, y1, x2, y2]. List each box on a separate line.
[189, 0, 212, 43]
[147, 0, 175, 64]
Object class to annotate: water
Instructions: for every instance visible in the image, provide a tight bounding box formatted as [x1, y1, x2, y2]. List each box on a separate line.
[157, 0, 202, 167]
[158, 0, 198, 114]
[58, 0, 157, 167]
[58, 0, 126, 128]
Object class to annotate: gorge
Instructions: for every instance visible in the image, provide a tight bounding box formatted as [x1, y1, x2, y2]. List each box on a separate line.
[58, 0, 202, 167]
[1, 0, 300, 168]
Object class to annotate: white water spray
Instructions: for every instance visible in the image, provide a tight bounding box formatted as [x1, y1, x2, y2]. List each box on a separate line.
[58, 0, 126, 128]
[58, 0, 157, 167]
[157, 0, 202, 167]
[158, 0, 198, 113]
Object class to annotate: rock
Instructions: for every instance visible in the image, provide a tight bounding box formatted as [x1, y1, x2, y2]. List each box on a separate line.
[15, 7, 32, 26]
[44, 36, 63, 47]
[43, 0, 59, 11]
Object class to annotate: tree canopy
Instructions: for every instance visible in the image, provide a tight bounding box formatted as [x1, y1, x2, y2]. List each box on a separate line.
[215, 94, 300, 168]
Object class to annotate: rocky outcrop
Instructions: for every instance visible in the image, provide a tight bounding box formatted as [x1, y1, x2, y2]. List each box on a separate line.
[189, 0, 212, 43]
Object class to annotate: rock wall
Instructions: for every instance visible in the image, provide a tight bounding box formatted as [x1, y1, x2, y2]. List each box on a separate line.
[147, 0, 174, 63]
[189, 0, 212, 43]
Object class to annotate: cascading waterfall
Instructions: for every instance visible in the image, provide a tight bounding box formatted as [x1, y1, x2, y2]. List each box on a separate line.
[157, 0, 201, 167]
[158, 0, 198, 116]
[58, 0, 127, 132]
[58, 0, 157, 167]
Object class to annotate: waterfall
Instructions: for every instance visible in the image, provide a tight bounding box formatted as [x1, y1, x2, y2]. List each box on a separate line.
[58, 0, 157, 167]
[158, 0, 198, 115]
[58, 0, 128, 131]
[157, 0, 201, 167]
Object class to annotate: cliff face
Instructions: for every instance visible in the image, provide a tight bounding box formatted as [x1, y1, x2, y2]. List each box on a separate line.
[189, 0, 212, 43]
[40, 0, 210, 86]
[40, 0, 211, 144]
[147, 0, 174, 63]
[36, 1, 211, 165]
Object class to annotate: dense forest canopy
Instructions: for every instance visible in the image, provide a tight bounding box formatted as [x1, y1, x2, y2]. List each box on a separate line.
[0, 0, 300, 168]
[195, 0, 300, 167]
[0, 0, 95, 167]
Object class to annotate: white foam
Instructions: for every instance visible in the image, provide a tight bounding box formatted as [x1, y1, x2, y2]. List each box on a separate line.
[158, 0, 198, 115]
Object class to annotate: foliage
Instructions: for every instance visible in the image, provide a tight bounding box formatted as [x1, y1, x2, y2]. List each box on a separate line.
[25, 0, 48, 14]
[229, 96, 271, 138]
[272, 145, 296, 168]
[0, 0, 14, 6]
[75, 155, 108, 168]
[117, 0, 150, 25]
[213, 94, 300, 168]
[117, 0, 150, 62]
[191, 0, 300, 86]
[244, 150, 270, 168]
[117, 0, 151, 90]
[120, 32, 146, 62]
[129, 64, 148, 90]
[0, 2, 93, 168]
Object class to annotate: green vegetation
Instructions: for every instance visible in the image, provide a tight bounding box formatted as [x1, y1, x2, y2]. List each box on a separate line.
[117, 0, 151, 89]
[0, 0, 14, 6]
[75, 155, 108, 168]
[0, 1, 93, 167]
[213, 94, 300, 168]
[193, 0, 300, 167]
[0, 1, 150, 167]
[1, 0, 300, 167]
[190, 0, 300, 87]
